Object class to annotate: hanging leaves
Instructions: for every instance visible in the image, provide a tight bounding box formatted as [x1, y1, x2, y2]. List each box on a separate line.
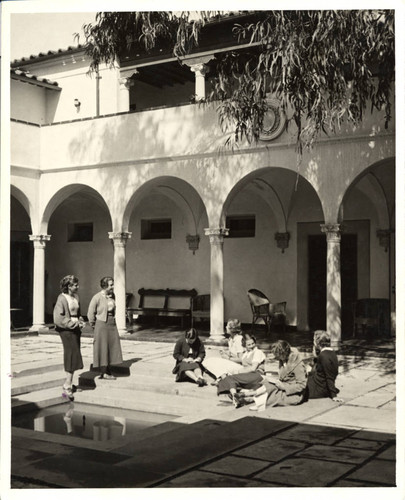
[78, 10, 394, 153]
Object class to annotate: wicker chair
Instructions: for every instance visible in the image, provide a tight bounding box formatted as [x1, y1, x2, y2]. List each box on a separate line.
[247, 289, 272, 334]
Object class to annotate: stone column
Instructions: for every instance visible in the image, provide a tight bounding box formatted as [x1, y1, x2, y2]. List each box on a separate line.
[204, 228, 229, 342]
[29, 234, 51, 332]
[184, 56, 214, 101]
[189, 63, 209, 101]
[108, 232, 132, 335]
[118, 77, 134, 113]
[320, 224, 342, 348]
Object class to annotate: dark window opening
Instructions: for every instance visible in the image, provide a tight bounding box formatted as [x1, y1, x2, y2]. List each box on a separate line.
[141, 219, 172, 240]
[68, 222, 93, 242]
[226, 215, 256, 238]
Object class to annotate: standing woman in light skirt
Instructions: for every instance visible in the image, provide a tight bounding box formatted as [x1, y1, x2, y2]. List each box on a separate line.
[87, 276, 123, 380]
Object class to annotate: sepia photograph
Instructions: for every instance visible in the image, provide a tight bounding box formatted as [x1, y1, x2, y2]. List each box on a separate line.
[1, 0, 403, 497]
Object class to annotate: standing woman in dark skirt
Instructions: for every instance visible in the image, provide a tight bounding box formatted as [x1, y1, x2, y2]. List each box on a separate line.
[87, 276, 123, 380]
[172, 328, 207, 386]
[53, 275, 85, 401]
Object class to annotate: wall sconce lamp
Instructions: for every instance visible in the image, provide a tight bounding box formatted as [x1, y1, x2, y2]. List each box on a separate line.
[74, 98, 81, 108]
[275, 232, 290, 253]
[376, 229, 392, 252]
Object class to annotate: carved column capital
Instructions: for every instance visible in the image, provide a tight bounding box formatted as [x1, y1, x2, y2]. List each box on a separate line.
[118, 77, 135, 90]
[108, 232, 132, 248]
[320, 223, 341, 243]
[29, 234, 51, 248]
[184, 55, 215, 71]
[189, 63, 209, 77]
[204, 228, 229, 245]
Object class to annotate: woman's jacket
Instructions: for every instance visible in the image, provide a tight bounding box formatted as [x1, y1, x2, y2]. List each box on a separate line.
[266, 347, 307, 406]
[87, 291, 115, 326]
[53, 294, 82, 331]
[172, 337, 206, 374]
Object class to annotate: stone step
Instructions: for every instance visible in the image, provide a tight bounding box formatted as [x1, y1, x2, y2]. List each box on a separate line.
[11, 354, 94, 377]
[12, 386, 70, 414]
[11, 370, 65, 396]
[79, 370, 217, 399]
[72, 386, 219, 416]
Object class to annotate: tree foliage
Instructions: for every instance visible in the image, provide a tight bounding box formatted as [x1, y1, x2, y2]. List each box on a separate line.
[78, 10, 394, 152]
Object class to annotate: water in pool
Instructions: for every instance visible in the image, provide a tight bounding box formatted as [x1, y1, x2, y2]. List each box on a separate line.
[13, 402, 177, 441]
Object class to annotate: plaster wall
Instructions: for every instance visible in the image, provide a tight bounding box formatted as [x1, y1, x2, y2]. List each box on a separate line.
[46, 196, 113, 314]
[126, 193, 210, 310]
[30, 107, 393, 226]
[10, 122, 41, 169]
[11, 80, 47, 124]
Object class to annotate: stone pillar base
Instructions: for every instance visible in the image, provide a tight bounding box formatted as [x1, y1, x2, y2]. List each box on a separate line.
[29, 325, 49, 334]
[208, 333, 227, 344]
[331, 340, 341, 351]
[119, 328, 131, 337]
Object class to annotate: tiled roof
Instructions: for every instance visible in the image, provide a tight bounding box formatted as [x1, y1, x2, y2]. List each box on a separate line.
[11, 45, 85, 67]
[11, 68, 60, 89]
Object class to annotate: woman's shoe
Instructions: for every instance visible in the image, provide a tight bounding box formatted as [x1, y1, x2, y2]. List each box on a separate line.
[197, 378, 207, 387]
[62, 385, 74, 401]
[102, 374, 116, 380]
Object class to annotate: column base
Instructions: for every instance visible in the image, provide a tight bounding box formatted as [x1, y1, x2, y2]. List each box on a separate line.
[119, 328, 131, 337]
[29, 325, 49, 334]
[208, 332, 227, 344]
[331, 340, 341, 351]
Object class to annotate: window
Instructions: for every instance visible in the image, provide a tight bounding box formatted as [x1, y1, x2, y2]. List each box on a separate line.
[68, 222, 93, 242]
[141, 219, 172, 240]
[226, 215, 256, 238]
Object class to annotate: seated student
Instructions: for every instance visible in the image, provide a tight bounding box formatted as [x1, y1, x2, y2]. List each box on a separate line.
[216, 333, 266, 407]
[172, 328, 207, 387]
[306, 330, 344, 403]
[239, 340, 307, 411]
[203, 319, 245, 381]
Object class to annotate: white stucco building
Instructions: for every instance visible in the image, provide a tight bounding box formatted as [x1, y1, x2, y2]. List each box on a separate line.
[9, 13, 395, 346]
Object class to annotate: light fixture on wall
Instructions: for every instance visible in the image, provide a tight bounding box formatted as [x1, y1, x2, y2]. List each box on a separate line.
[186, 234, 200, 254]
[74, 98, 81, 108]
[275, 232, 290, 253]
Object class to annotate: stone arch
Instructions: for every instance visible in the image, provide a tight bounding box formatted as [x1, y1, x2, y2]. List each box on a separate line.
[121, 175, 208, 234]
[40, 183, 112, 234]
[10, 185, 33, 230]
[220, 167, 325, 230]
[338, 158, 394, 228]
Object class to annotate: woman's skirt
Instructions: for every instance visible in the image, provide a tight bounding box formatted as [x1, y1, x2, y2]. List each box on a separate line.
[175, 360, 201, 382]
[217, 371, 263, 395]
[93, 316, 123, 370]
[59, 327, 83, 372]
[203, 357, 243, 378]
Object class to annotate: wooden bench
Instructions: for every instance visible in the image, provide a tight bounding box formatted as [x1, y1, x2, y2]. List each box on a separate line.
[127, 288, 197, 329]
[191, 294, 210, 325]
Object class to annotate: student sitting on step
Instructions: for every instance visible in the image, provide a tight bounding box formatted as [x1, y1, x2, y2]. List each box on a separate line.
[233, 340, 308, 411]
[305, 330, 344, 403]
[203, 319, 245, 383]
[172, 328, 207, 387]
[216, 333, 266, 407]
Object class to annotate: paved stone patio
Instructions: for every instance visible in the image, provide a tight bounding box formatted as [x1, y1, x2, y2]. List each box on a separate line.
[5, 330, 399, 492]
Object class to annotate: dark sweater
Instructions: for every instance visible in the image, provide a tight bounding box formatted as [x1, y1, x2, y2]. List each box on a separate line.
[307, 349, 339, 399]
